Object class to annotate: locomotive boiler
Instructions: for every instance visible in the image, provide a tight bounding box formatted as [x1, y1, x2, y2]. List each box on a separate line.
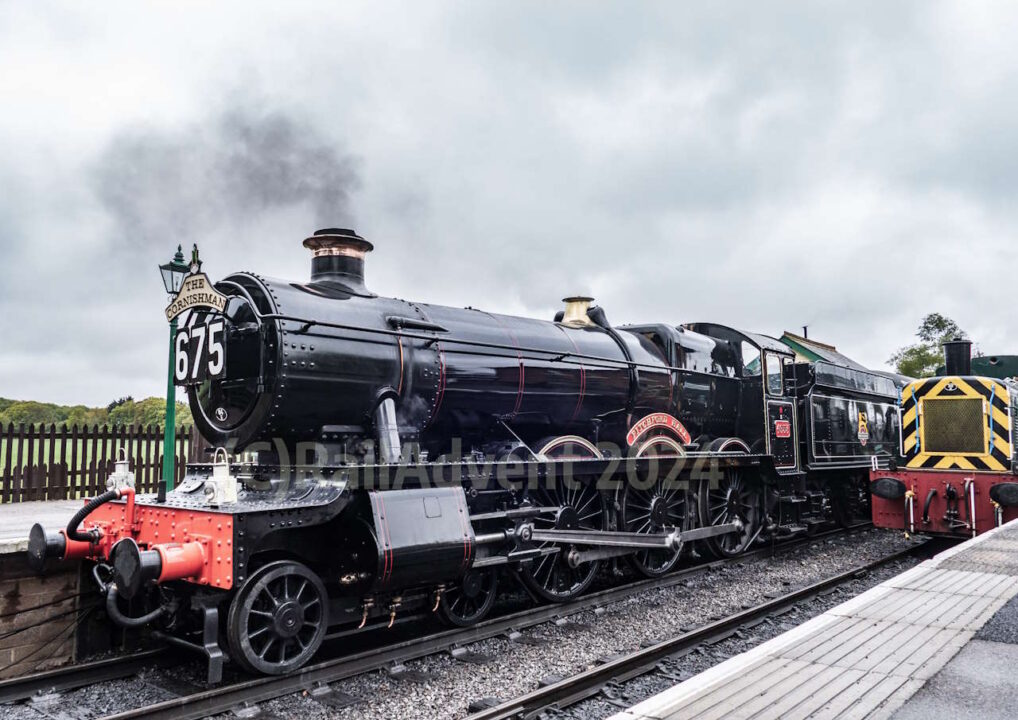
[193, 228, 673, 459]
[27, 228, 899, 680]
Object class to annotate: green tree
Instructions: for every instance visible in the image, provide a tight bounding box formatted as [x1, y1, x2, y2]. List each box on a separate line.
[0, 401, 65, 427]
[107, 397, 193, 428]
[175, 400, 194, 427]
[106, 396, 134, 413]
[889, 313, 968, 378]
[65, 405, 109, 427]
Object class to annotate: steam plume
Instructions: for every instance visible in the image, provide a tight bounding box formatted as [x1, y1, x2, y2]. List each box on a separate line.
[93, 108, 360, 244]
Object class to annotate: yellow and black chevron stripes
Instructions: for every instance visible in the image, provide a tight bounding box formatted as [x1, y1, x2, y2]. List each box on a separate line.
[900, 376, 1012, 472]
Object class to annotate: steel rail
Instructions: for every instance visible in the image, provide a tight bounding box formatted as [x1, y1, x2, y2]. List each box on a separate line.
[465, 540, 932, 720]
[96, 524, 874, 720]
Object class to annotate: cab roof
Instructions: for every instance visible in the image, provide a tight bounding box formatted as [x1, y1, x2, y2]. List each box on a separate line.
[684, 322, 793, 356]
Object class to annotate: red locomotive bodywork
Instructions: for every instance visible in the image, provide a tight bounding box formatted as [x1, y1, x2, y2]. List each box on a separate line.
[77, 497, 235, 590]
[870, 469, 1018, 537]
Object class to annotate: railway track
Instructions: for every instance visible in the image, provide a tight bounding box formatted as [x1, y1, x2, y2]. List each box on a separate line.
[465, 539, 935, 720]
[0, 523, 881, 718]
[0, 649, 179, 705]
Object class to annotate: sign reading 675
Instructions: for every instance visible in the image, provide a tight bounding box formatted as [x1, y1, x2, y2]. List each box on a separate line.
[174, 319, 226, 385]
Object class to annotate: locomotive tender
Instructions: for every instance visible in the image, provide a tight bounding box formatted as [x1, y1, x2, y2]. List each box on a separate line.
[871, 339, 1018, 536]
[28, 229, 899, 679]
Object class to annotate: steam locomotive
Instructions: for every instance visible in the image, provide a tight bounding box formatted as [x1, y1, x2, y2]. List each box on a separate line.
[870, 339, 1018, 536]
[28, 229, 900, 680]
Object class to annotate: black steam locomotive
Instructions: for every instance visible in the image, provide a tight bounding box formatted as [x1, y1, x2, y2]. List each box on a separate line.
[29, 229, 900, 679]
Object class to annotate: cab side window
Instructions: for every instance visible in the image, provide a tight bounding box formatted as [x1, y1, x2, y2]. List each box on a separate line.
[640, 332, 670, 364]
[765, 352, 783, 395]
[741, 342, 761, 377]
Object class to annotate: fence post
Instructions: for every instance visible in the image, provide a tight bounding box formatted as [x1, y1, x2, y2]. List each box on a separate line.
[87, 424, 98, 497]
[147, 424, 158, 494]
[1, 423, 13, 503]
[176, 425, 186, 486]
[154, 424, 162, 492]
[46, 424, 57, 501]
[140, 424, 149, 493]
[129, 423, 138, 491]
[25, 423, 37, 503]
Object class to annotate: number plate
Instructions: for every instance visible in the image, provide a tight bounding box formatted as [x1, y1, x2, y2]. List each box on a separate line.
[174, 319, 227, 385]
[774, 419, 791, 438]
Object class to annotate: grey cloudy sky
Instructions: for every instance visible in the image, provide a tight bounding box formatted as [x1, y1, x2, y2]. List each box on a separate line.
[1, 1, 1016, 406]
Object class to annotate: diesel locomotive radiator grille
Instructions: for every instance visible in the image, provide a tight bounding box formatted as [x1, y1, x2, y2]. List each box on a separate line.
[922, 398, 985, 454]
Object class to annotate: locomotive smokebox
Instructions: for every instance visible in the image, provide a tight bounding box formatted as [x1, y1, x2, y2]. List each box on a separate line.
[943, 337, 972, 375]
[303, 228, 374, 294]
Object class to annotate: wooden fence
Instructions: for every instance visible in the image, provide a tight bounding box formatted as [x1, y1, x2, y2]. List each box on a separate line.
[0, 423, 212, 503]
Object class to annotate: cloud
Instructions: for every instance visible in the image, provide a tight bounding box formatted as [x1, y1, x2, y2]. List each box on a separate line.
[1, 2, 1018, 406]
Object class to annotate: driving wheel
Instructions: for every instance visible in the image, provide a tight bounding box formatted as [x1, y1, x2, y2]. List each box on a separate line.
[226, 560, 328, 675]
[698, 469, 761, 558]
[621, 435, 690, 577]
[518, 436, 606, 602]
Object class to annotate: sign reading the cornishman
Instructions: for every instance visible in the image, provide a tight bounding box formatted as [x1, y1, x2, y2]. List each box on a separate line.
[165, 273, 228, 321]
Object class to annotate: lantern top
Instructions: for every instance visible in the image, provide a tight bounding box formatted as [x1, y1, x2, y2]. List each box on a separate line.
[159, 245, 190, 294]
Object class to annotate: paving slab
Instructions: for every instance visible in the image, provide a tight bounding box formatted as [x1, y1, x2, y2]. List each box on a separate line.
[0, 500, 82, 553]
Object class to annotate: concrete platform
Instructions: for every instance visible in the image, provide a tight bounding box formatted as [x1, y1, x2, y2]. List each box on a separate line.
[610, 520, 1018, 720]
[0, 500, 86, 678]
[0, 499, 82, 553]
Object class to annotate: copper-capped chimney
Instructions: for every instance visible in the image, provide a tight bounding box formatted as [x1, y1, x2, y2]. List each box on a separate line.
[303, 228, 373, 294]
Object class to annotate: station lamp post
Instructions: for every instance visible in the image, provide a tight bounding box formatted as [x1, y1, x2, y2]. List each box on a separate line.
[159, 246, 190, 493]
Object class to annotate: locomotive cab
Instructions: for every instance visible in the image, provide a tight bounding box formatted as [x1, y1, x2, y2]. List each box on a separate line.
[684, 323, 798, 466]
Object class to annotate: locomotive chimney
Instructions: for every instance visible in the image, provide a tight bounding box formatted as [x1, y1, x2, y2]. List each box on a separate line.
[943, 336, 972, 375]
[303, 228, 374, 293]
[561, 296, 595, 327]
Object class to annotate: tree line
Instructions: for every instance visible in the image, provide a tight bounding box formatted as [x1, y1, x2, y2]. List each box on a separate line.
[0, 396, 194, 429]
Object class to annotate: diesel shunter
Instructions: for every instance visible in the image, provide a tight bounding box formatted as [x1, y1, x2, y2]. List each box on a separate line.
[871, 339, 1018, 536]
[28, 228, 899, 680]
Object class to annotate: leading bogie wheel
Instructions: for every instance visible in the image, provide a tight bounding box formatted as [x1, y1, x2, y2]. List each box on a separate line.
[438, 569, 498, 627]
[227, 560, 328, 675]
